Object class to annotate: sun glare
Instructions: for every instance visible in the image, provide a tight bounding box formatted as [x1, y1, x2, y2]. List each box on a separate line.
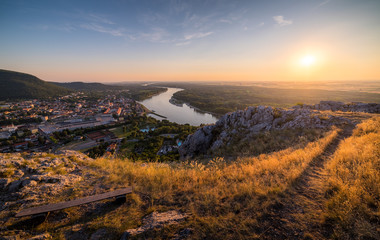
[300, 55, 316, 67]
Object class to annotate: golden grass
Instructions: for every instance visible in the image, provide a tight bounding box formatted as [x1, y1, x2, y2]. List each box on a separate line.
[86, 128, 339, 238]
[323, 117, 380, 240]
[217, 128, 328, 157]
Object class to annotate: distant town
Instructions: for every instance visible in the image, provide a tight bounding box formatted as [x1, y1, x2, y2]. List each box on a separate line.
[0, 91, 195, 161]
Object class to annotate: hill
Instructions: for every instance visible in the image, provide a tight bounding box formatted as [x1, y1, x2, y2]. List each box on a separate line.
[179, 101, 380, 159]
[0, 109, 379, 239]
[51, 81, 124, 91]
[0, 69, 72, 100]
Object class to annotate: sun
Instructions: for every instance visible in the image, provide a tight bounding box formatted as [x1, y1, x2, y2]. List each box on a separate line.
[300, 55, 316, 67]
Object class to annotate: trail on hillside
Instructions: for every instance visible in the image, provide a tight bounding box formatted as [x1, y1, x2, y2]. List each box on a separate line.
[260, 124, 355, 240]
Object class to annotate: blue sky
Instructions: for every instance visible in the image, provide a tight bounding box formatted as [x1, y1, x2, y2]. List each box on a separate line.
[1, 0, 379, 82]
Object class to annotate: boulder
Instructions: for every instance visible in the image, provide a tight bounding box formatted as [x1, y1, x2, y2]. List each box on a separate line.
[7, 180, 22, 192]
[121, 210, 188, 238]
[21, 179, 37, 188]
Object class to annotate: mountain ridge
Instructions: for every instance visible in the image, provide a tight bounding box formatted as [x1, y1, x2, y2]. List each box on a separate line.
[50, 81, 125, 91]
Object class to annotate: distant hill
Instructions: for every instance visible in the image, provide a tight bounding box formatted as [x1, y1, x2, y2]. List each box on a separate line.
[51, 82, 125, 91]
[0, 69, 72, 100]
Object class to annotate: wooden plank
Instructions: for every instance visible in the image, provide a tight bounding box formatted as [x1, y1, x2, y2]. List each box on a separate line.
[15, 187, 132, 218]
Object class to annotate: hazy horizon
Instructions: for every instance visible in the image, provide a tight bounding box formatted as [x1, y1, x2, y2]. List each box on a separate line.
[1, 0, 380, 83]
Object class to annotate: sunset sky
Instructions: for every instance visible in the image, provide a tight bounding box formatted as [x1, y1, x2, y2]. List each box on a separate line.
[1, 0, 379, 83]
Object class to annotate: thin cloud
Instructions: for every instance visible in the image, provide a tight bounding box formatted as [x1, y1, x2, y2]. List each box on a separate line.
[273, 16, 293, 26]
[182, 14, 216, 32]
[81, 23, 124, 36]
[139, 28, 169, 42]
[317, 0, 331, 8]
[176, 41, 191, 46]
[219, 19, 232, 24]
[126, 28, 171, 43]
[174, 31, 213, 47]
[86, 13, 115, 25]
[29, 23, 76, 32]
[184, 31, 213, 40]
[75, 10, 115, 25]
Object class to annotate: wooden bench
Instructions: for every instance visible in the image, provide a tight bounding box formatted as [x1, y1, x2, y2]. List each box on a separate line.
[15, 187, 132, 218]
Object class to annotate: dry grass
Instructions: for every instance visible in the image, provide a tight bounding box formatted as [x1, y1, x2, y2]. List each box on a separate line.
[85, 128, 339, 238]
[216, 128, 328, 157]
[323, 117, 380, 239]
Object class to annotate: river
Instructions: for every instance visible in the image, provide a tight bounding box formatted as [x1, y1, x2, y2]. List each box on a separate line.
[139, 88, 218, 126]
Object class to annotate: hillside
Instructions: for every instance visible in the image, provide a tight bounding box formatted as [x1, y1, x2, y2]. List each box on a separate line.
[179, 101, 379, 159]
[0, 109, 379, 239]
[51, 82, 124, 91]
[0, 69, 72, 100]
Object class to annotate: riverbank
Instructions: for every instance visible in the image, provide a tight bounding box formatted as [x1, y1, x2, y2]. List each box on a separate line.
[170, 96, 223, 118]
[140, 104, 167, 119]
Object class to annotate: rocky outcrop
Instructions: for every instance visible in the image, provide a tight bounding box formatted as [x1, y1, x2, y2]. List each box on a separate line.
[295, 101, 380, 113]
[0, 150, 92, 235]
[121, 210, 188, 238]
[179, 103, 358, 159]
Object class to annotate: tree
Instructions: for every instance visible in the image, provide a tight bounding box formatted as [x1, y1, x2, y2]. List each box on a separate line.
[50, 136, 58, 144]
[38, 136, 45, 144]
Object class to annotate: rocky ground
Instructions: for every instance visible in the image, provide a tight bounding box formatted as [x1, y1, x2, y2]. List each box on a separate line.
[0, 151, 90, 239]
[0, 151, 189, 240]
[179, 101, 377, 159]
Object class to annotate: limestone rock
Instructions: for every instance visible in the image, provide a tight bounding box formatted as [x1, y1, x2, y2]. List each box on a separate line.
[21, 179, 37, 188]
[28, 233, 51, 240]
[179, 102, 363, 159]
[0, 151, 88, 227]
[121, 210, 188, 238]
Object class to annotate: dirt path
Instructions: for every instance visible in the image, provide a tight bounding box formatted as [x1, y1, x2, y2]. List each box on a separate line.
[260, 124, 355, 239]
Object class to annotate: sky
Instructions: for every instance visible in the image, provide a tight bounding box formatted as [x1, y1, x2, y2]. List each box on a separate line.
[1, 0, 379, 83]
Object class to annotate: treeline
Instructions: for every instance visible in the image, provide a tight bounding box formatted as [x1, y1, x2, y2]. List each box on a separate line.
[117, 116, 198, 162]
[127, 85, 167, 101]
[0, 117, 42, 126]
